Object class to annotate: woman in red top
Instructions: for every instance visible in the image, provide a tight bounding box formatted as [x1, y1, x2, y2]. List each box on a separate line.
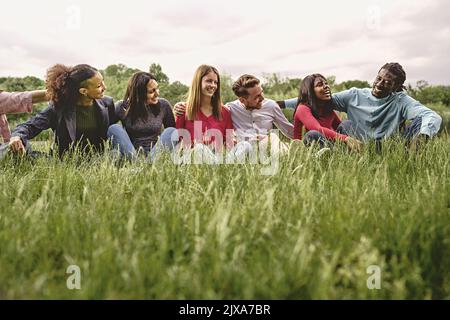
[176, 65, 237, 163]
[293, 74, 361, 151]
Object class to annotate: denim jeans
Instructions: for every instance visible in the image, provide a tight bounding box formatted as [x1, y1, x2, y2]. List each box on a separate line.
[107, 124, 179, 162]
[302, 130, 332, 148]
[336, 118, 423, 141]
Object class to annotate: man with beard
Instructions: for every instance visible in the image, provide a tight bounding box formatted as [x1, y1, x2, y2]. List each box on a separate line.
[279, 63, 442, 146]
[175, 74, 294, 156]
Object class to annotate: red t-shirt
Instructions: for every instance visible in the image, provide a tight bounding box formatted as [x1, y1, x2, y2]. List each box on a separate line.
[176, 106, 234, 150]
[293, 104, 347, 141]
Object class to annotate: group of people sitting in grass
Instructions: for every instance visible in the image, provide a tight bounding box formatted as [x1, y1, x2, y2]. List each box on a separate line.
[0, 62, 443, 162]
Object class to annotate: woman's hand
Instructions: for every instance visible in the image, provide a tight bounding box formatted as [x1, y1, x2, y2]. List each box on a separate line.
[9, 136, 26, 155]
[344, 136, 362, 152]
[173, 102, 187, 116]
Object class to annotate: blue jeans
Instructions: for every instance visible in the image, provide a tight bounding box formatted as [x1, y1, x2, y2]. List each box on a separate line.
[337, 118, 423, 141]
[336, 120, 367, 141]
[107, 124, 179, 162]
[302, 130, 332, 148]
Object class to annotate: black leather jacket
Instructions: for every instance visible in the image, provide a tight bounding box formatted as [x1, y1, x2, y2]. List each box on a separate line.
[12, 96, 119, 157]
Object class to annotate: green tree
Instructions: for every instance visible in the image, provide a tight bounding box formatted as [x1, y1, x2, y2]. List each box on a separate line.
[160, 81, 189, 106]
[149, 63, 169, 84]
[101, 64, 142, 101]
[220, 73, 236, 104]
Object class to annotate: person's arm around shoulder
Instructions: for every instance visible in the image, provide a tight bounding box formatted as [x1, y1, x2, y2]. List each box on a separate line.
[0, 90, 48, 114]
[175, 108, 186, 129]
[331, 88, 359, 112]
[270, 100, 294, 139]
[173, 101, 187, 117]
[276, 98, 298, 110]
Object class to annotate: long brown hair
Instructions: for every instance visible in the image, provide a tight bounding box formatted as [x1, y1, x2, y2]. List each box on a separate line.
[46, 64, 98, 110]
[123, 72, 156, 123]
[186, 65, 222, 120]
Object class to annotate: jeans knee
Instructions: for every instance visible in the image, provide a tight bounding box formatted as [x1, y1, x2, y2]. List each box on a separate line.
[337, 120, 353, 133]
[107, 123, 124, 138]
[303, 130, 323, 142]
[160, 127, 179, 148]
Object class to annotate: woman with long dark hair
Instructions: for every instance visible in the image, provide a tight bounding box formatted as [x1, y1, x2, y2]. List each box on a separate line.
[107, 71, 177, 161]
[9, 64, 118, 157]
[293, 74, 361, 151]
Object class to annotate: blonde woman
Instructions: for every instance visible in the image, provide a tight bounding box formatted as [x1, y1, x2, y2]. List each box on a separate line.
[175, 65, 250, 163]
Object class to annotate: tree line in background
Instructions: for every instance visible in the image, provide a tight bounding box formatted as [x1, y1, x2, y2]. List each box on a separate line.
[2, 63, 450, 123]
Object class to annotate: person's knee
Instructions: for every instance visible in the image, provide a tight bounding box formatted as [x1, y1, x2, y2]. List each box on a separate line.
[303, 130, 322, 142]
[161, 127, 177, 139]
[303, 130, 327, 147]
[160, 127, 179, 148]
[107, 123, 124, 138]
[337, 120, 353, 133]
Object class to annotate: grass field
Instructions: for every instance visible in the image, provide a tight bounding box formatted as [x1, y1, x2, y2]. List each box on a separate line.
[0, 104, 449, 299]
[0, 137, 448, 299]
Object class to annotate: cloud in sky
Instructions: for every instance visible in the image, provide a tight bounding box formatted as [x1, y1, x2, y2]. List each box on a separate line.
[0, 0, 449, 86]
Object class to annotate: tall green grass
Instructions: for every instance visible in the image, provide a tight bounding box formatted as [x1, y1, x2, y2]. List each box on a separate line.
[0, 137, 448, 299]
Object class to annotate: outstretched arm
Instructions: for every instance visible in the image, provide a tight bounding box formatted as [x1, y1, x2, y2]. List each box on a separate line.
[10, 104, 56, 154]
[272, 102, 294, 139]
[276, 98, 298, 110]
[0, 90, 48, 114]
[31, 90, 49, 104]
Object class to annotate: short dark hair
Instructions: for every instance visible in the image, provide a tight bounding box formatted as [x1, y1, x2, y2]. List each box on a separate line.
[379, 62, 406, 92]
[232, 74, 260, 98]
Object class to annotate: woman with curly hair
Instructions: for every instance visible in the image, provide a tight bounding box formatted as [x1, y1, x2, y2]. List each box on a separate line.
[8, 64, 118, 157]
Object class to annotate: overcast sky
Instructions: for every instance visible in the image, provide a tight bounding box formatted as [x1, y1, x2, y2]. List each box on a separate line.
[1, 0, 449, 86]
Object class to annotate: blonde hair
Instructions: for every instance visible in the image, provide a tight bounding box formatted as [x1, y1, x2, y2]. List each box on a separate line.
[186, 65, 222, 120]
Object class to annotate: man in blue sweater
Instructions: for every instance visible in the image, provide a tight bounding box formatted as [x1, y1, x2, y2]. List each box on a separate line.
[280, 63, 442, 144]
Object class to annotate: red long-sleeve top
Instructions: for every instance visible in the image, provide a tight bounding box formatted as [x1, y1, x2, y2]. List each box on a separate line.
[176, 107, 235, 150]
[293, 104, 348, 141]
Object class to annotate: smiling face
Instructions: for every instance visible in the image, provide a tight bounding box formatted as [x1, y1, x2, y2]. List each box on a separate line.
[146, 79, 159, 105]
[201, 71, 218, 98]
[80, 72, 106, 99]
[240, 84, 265, 110]
[313, 77, 331, 101]
[372, 69, 398, 98]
